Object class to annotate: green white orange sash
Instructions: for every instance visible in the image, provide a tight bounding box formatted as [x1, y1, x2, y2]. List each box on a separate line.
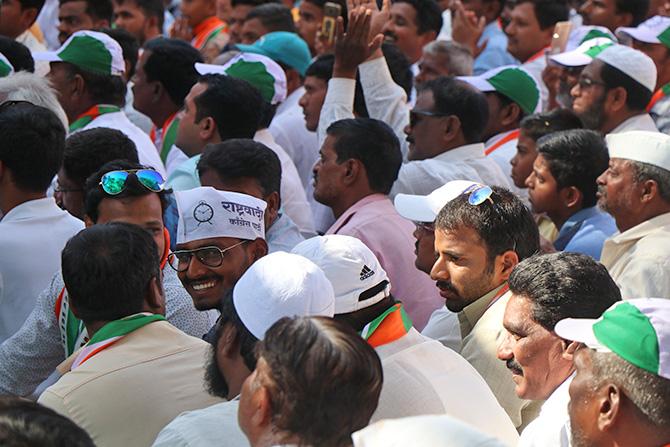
[192, 16, 227, 50]
[361, 304, 412, 348]
[485, 129, 520, 156]
[68, 104, 121, 132]
[647, 83, 670, 112]
[70, 313, 165, 370]
[150, 112, 180, 163]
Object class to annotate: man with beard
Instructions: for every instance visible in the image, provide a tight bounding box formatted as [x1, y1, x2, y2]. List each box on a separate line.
[570, 44, 659, 133]
[597, 131, 670, 299]
[153, 252, 335, 447]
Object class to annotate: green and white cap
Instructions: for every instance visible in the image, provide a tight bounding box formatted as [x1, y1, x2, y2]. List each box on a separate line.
[459, 65, 540, 115]
[555, 298, 670, 380]
[195, 52, 287, 105]
[0, 53, 15, 77]
[566, 25, 616, 51]
[549, 37, 616, 68]
[616, 15, 670, 48]
[33, 30, 125, 76]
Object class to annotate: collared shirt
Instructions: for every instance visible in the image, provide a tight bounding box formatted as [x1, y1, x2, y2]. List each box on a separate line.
[0, 198, 83, 342]
[166, 155, 201, 191]
[421, 306, 462, 352]
[600, 212, 670, 299]
[0, 267, 215, 397]
[522, 50, 549, 111]
[153, 397, 248, 447]
[518, 375, 573, 447]
[485, 130, 528, 202]
[38, 321, 222, 447]
[554, 206, 617, 260]
[608, 113, 659, 134]
[326, 194, 443, 330]
[390, 143, 513, 198]
[474, 21, 519, 75]
[460, 286, 543, 429]
[266, 213, 304, 253]
[371, 326, 519, 446]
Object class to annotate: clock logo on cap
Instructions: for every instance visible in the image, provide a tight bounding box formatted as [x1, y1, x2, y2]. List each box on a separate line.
[193, 201, 214, 225]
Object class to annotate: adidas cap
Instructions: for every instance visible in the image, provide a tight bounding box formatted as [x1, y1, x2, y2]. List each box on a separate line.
[596, 44, 657, 93]
[394, 180, 478, 223]
[33, 30, 125, 76]
[549, 37, 616, 68]
[459, 66, 541, 115]
[0, 53, 14, 77]
[555, 298, 670, 379]
[616, 15, 670, 48]
[292, 235, 391, 314]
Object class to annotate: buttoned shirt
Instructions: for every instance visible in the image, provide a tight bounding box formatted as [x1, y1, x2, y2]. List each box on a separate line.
[371, 327, 519, 446]
[474, 21, 519, 75]
[554, 206, 617, 260]
[39, 321, 222, 447]
[0, 198, 83, 342]
[518, 375, 573, 447]
[326, 194, 443, 330]
[600, 212, 670, 299]
[609, 113, 659, 133]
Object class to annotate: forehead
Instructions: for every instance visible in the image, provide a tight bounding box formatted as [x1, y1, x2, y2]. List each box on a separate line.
[176, 236, 242, 250]
[582, 59, 604, 78]
[511, 1, 538, 23]
[436, 224, 488, 253]
[96, 194, 163, 223]
[390, 2, 418, 23]
[113, 0, 142, 11]
[504, 293, 535, 326]
[60, 0, 88, 14]
[304, 75, 328, 90]
[299, 1, 323, 17]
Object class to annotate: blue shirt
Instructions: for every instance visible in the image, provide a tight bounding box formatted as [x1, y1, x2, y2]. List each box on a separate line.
[266, 213, 304, 253]
[474, 21, 519, 75]
[554, 207, 617, 260]
[166, 155, 201, 191]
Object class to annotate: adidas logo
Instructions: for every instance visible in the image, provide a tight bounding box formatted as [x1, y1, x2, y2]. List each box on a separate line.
[360, 265, 374, 281]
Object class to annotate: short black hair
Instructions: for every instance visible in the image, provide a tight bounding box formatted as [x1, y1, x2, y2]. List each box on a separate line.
[601, 61, 653, 111]
[436, 186, 540, 263]
[61, 62, 127, 107]
[246, 3, 296, 33]
[616, 0, 650, 27]
[0, 102, 65, 192]
[17, 0, 45, 10]
[100, 27, 139, 79]
[509, 252, 621, 331]
[61, 222, 161, 322]
[195, 74, 263, 140]
[198, 139, 282, 197]
[516, 0, 569, 30]
[84, 159, 169, 222]
[419, 76, 490, 144]
[231, 0, 279, 6]
[0, 37, 34, 72]
[115, 0, 165, 29]
[59, 0, 113, 21]
[143, 38, 203, 107]
[391, 0, 442, 35]
[326, 118, 402, 194]
[520, 108, 583, 142]
[63, 127, 139, 187]
[305, 54, 334, 80]
[537, 129, 609, 208]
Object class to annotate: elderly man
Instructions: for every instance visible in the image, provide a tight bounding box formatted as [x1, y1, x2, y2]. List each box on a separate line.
[598, 131, 670, 298]
[555, 298, 670, 447]
[497, 252, 622, 446]
[414, 40, 473, 87]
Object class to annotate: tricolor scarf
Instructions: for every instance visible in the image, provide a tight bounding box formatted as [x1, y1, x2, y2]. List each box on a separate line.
[485, 129, 520, 156]
[150, 112, 180, 163]
[361, 304, 412, 348]
[70, 313, 166, 370]
[647, 83, 670, 112]
[68, 104, 121, 132]
[192, 16, 227, 50]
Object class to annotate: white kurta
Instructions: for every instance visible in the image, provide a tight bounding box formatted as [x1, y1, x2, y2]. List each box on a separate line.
[519, 375, 573, 447]
[608, 113, 659, 134]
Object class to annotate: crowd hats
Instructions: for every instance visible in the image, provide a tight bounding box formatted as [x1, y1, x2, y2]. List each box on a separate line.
[606, 131, 670, 172]
[616, 15, 670, 49]
[236, 31, 312, 76]
[0, 53, 14, 77]
[566, 25, 617, 51]
[394, 180, 479, 223]
[595, 44, 657, 93]
[549, 37, 616, 68]
[459, 66, 541, 115]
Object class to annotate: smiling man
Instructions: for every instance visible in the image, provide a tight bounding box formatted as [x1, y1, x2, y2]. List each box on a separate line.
[382, 0, 442, 65]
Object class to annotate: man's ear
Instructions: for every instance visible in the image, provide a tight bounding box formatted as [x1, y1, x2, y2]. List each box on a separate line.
[199, 116, 218, 141]
[501, 102, 522, 127]
[640, 178, 661, 204]
[560, 340, 582, 362]
[250, 382, 273, 429]
[497, 249, 520, 281]
[443, 115, 462, 143]
[145, 275, 166, 315]
[250, 238, 269, 262]
[605, 87, 628, 114]
[219, 323, 240, 359]
[560, 185, 582, 210]
[264, 191, 280, 223]
[84, 215, 95, 228]
[596, 383, 622, 433]
[152, 81, 164, 102]
[72, 73, 87, 100]
[342, 159, 361, 186]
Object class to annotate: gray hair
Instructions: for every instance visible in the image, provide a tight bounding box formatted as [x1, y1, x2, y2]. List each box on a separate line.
[0, 72, 68, 131]
[628, 160, 670, 203]
[422, 40, 474, 76]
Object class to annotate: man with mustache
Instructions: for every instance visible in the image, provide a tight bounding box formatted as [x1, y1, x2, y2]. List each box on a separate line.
[497, 252, 621, 446]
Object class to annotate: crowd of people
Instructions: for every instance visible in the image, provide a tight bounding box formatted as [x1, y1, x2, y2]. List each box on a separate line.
[0, 0, 669, 445]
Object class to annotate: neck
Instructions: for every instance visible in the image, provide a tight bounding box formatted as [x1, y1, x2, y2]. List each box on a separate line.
[142, 28, 162, 45]
[550, 205, 583, 231]
[84, 320, 110, 340]
[616, 205, 670, 233]
[255, 429, 303, 447]
[602, 109, 645, 134]
[439, 135, 470, 155]
[68, 99, 98, 123]
[150, 103, 179, 128]
[0, 187, 46, 215]
[225, 361, 252, 400]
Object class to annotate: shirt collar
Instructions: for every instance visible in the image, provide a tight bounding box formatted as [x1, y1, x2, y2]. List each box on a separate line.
[609, 211, 670, 244]
[1, 197, 62, 222]
[458, 283, 506, 337]
[433, 142, 486, 163]
[329, 193, 388, 233]
[560, 206, 602, 231]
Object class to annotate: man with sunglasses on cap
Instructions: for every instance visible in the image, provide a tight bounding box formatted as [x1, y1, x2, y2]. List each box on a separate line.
[0, 161, 213, 398]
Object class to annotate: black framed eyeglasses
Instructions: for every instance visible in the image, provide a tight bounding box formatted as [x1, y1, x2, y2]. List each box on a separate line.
[576, 76, 607, 90]
[167, 240, 248, 272]
[409, 109, 452, 128]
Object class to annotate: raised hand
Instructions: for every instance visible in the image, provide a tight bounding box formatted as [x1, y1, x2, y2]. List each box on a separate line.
[333, 7, 384, 78]
[451, 0, 487, 58]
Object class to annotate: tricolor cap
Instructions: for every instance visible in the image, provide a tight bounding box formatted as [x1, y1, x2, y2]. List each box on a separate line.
[292, 235, 390, 314]
[459, 66, 540, 114]
[233, 251, 335, 339]
[549, 37, 616, 68]
[235, 31, 311, 76]
[33, 30, 125, 76]
[606, 131, 670, 172]
[616, 15, 670, 48]
[0, 53, 15, 77]
[394, 180, 479, 223]
[596, 44, 657, 93]
[566, 25, 616, 51]
[195, 52, 287, 105]
[174, 186, 266, 244]
[555, 298, 670, 380]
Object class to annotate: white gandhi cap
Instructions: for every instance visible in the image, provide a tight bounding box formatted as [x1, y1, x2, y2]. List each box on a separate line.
[606, 131, 670, 172]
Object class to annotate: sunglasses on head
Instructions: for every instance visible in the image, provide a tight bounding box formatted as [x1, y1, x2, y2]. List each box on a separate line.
[99, 169, 165, 195]
[462, 184, 494, 206]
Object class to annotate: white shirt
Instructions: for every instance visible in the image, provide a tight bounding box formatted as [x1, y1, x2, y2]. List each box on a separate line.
[153, 398, 249, 447]
[16, 30, 49, 75]
[0, 198, 83, 342]
[522, 54, 548, 111]
[36, 0, 60, 50]
[608, 113, 659, 134]
[421, 306, 462, 353]
[519, 375, 573, 447]
[485, 130, 529, 201]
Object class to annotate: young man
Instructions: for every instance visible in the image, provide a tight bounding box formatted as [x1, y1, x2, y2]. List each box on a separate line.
[0, 0, 47, 52]
[296, 0, 347, 54]
[112, 0, 164, 44]
[381, 0, 442, 66]
[172, 0, 227, 53]
[526, 129, 617, 259]
[580, 0, 650, 31]
[57, 0, 112, 44]
[239, 3, 295, 44]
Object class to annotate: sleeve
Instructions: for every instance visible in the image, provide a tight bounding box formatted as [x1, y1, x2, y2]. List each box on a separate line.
[152, 419, 193, 447]
[615, 257, 670, 300]
[316, 78, 356, 148]
[0, 273, 66, 396]
[37, 388, 71, 417]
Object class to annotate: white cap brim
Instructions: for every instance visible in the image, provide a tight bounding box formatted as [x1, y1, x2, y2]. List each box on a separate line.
[394, 194, 437, 222]
[458, 75, 495, 92]
[555, 317, 610, 351]
[616, 26, 661, 44]
[195, 62, 225, 75]
[549, 51, 592, 67]
[32, 51, 62, 63]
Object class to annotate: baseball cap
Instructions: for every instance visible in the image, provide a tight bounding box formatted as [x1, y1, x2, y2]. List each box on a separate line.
[394, 180, 479, 223]
[236, 31, 311, 77]
[195, 52, 287, 105]
[555, 298, 670, 379]
[459, 66, 541, 115]
[566, 25, 617, 51]
[596, 44, 657, 93]
[549, 37, 616, 68]
[616, 15, 670, 48]
[233, 251, 335, 339]
[33, 30, 125, 76]
[292, 235, 391, 314]
[0, 53, 14, 77]
[606, 131, 670, 172]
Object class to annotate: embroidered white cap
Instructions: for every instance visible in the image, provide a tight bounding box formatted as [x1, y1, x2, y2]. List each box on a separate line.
[233, 251, 335, 339]
[292, 235, 391, 314]
[394, 180, 479, 223]
[174, 186, 266, 244]
[616, 15, 670, 46]
[606, 131, 670, 172]
[595, 44, 657, 93]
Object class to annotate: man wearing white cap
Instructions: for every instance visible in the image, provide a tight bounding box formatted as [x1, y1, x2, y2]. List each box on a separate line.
[154, 252, 335, 447]
[554, 298, 670, 447]
[292, 235, 519, 446]
[570, 43, 659, 133]
[597, 131, 670, 299]
[617, 15, 670, 133]
[33, 30, 166, 177]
